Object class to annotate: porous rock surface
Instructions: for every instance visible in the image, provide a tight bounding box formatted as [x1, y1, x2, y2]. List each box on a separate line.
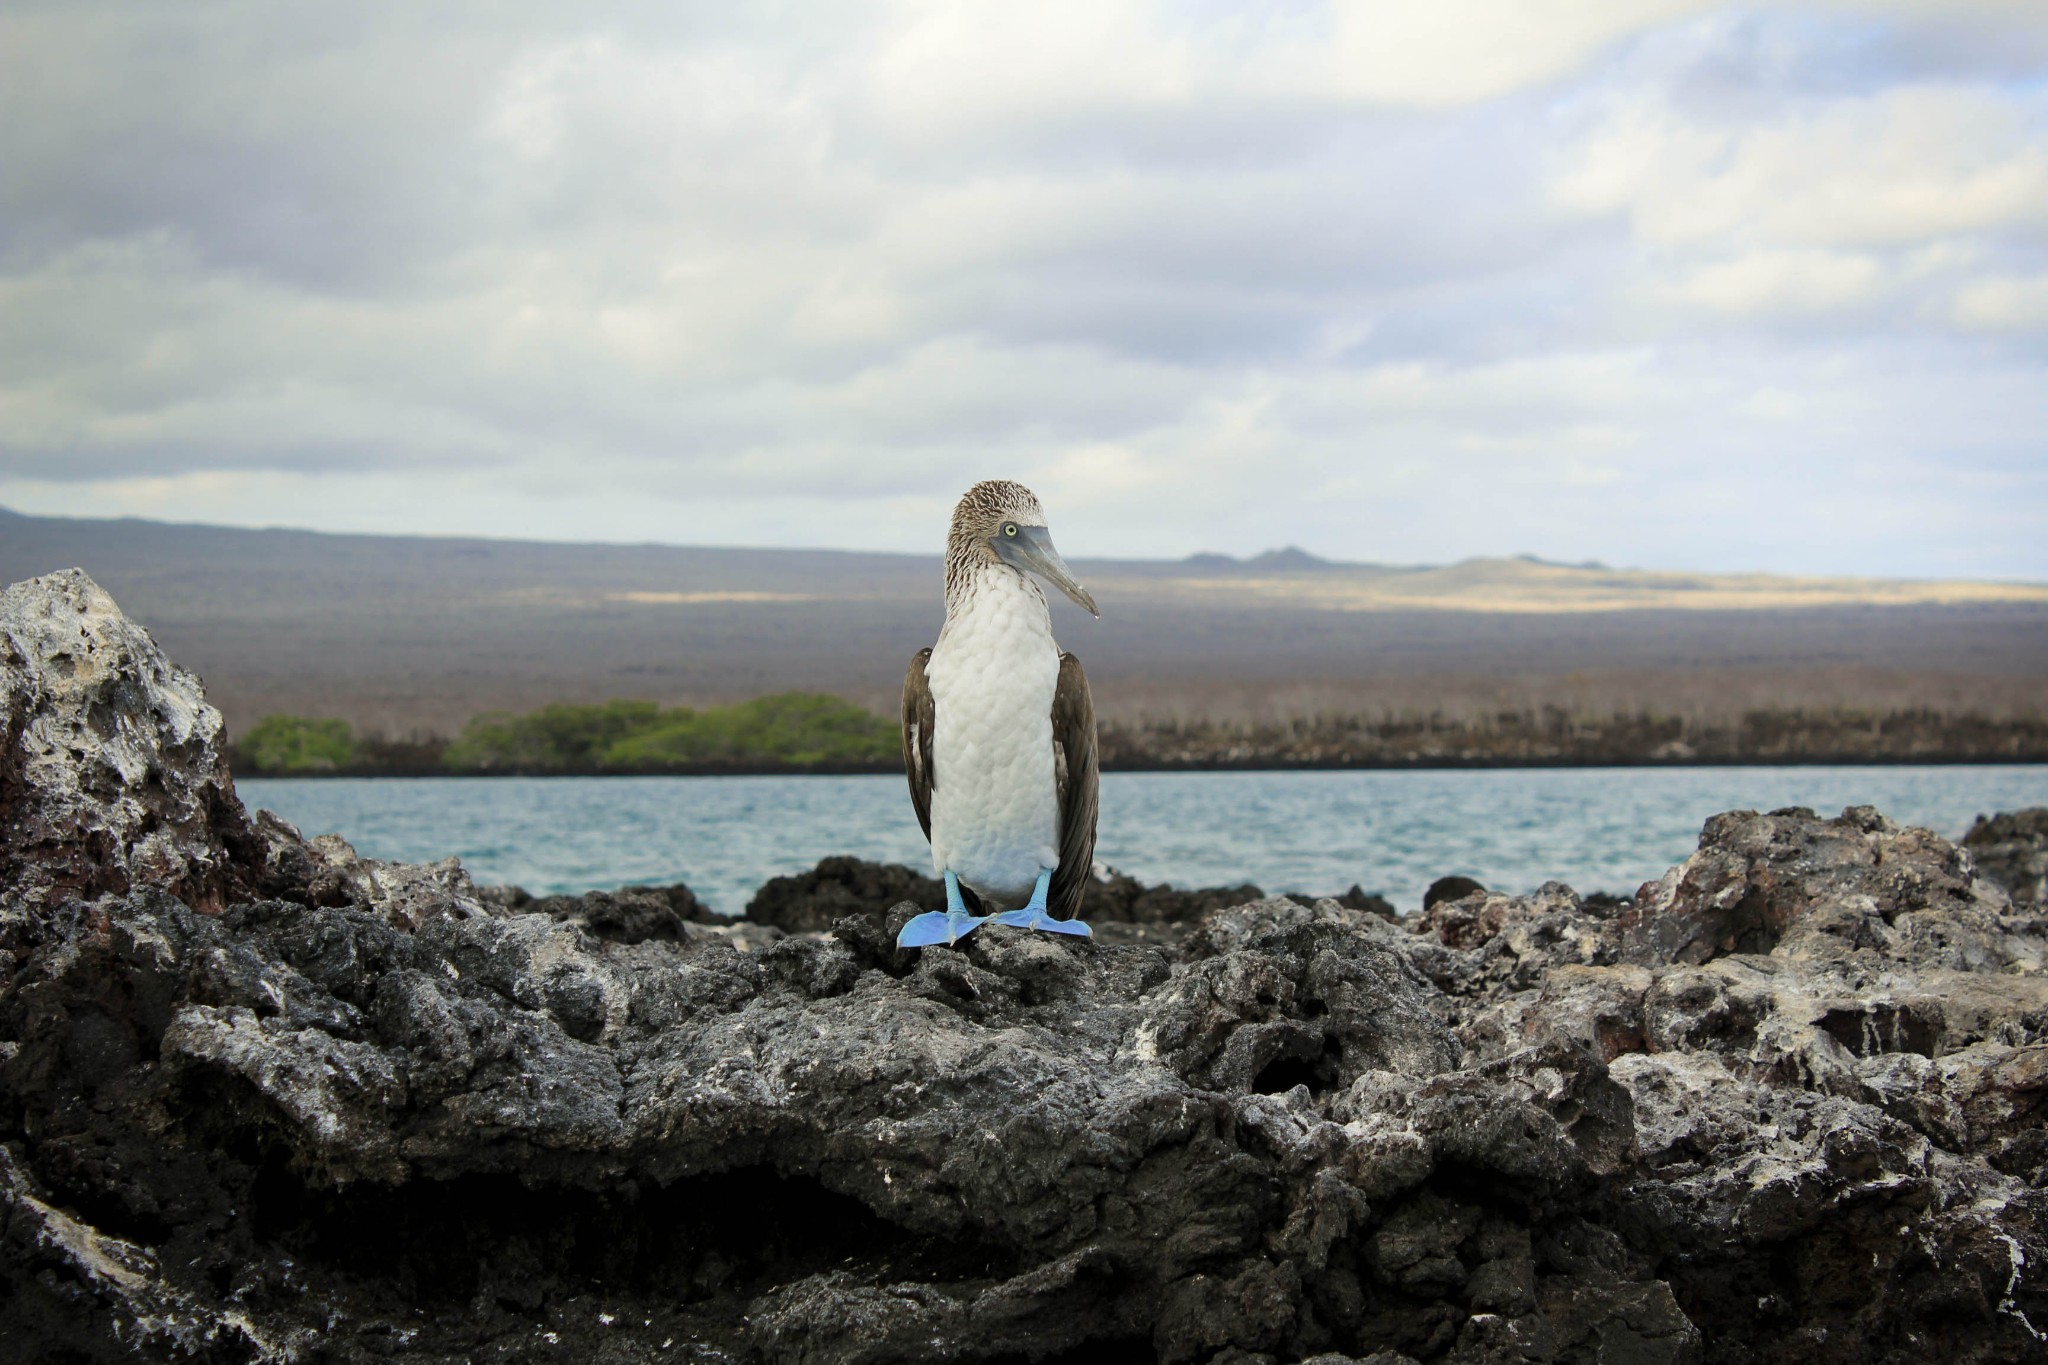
[1967, 809, 2048, 909]
[1, 572, 2046, 1364]
[745, 856, 950, 932]
[0, 569, 267, 913]
[485, 880, 734, 944]
[740, 855, 1359, 936]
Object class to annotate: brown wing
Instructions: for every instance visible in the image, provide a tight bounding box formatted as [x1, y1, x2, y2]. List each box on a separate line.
[1047, 651, 1099, 922]
[902, 648, 936, 844]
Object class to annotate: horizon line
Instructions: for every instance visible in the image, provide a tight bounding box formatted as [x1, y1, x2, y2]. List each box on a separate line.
[5, 502, 2047, 591]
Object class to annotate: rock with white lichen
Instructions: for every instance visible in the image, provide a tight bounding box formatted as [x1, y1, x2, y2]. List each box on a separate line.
[1, 570, 2045, 1364]
[0, 568, 271, 912]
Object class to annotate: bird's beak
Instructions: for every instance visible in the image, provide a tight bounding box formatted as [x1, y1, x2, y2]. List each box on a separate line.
[997, 524, 1099, 617]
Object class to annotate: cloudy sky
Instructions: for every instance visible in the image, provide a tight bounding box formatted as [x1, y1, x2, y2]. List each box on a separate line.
[3, 2, 2046, 577]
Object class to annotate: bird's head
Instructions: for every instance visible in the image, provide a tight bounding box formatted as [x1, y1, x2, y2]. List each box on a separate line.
[948, 479, 1099, 617]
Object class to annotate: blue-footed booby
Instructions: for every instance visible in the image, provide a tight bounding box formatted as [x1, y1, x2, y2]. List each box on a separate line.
[898, 480, 1100, 948]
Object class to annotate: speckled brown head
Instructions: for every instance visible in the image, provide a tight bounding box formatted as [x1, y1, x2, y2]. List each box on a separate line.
[944, 479, 1098, 616]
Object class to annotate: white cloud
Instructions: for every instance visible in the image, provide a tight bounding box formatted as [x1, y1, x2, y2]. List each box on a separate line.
[1829, 0, 2048, 34]
[1557, 84, 2048, 250]
[861, 0, 1709, 137]
[1033, 442, 1175, 512]
[1662, 249, 1888, 315]
[1952, 273, 2048, 330]
[1322, 0, 1714, 108]
[864, 0, 1201, 131]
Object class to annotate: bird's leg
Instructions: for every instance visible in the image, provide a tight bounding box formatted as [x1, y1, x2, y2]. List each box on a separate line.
[941, 870, 988, 942]
[992, 869, 1093, 938]
[896, 870, 992, 948]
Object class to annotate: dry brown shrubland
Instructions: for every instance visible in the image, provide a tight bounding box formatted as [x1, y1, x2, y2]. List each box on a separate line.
[1083, 666, 2047, 729]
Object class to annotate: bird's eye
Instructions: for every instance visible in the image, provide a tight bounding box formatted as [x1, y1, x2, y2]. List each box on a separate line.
[1003, 523, 1018, 537]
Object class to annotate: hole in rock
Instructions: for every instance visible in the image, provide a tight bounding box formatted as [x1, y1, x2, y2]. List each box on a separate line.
[1252, 1034, 1344, 1096]
[250, 1159, 1014, 1307]
[1253, 1054, 1323, 1096]
[1413, 1161, 1553, 1223]
[1725, 890, 1781, 957]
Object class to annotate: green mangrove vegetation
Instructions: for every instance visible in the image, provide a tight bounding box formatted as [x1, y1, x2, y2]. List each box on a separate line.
[232, 694, 901, 775]
[599, 694, 901, 768]
[441, 699, 666, 771]
[448, 693, 900, 771]
[235, 714, 358, 774]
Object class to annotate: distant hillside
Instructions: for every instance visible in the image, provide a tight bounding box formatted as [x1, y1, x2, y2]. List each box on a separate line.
[2, 506, 2044, 742]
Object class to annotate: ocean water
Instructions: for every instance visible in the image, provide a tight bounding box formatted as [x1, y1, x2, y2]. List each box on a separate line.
[237, 766, 2048, 918]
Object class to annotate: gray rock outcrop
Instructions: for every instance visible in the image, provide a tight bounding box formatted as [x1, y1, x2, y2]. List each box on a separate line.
[1, 570, 2045, 1364]
[1967, 809, 2048, 908]
[741, 855, 1335, 934]
[0, 568, 267, 911]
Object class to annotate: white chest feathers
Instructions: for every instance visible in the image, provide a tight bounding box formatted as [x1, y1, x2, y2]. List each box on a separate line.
[924, 569, 1063, 904]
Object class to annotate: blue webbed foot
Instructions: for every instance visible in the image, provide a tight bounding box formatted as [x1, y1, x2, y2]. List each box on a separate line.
[989, 869, 1094, 938]
[897, 910, 990, 947]
[897, 871, 990, 948]
[992, 909, 1094, 937]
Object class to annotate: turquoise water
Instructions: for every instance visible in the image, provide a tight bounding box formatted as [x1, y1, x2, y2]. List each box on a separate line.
[239, 766, 2048, 917]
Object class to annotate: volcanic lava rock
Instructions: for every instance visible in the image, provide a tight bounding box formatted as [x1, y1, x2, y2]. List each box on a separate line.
[743, 855, 1317, 934]
[0, 568, 269, 912]
[1293, 886, 1400, 920]
[522, 881, 731, 943]
[2, 572, 2046, 1364]
[1620, 804, 2043, 972]
[1966, 808, 2048, 908]
[745, 855, 949, 931]
[1423, 876, 1487, 912]
[1090, 870, 1269, 925]
[740, 853, 1397, 957]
